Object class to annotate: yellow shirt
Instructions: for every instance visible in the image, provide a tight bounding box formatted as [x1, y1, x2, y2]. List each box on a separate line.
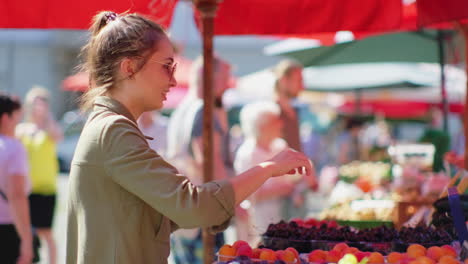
[20, 129, 58, 195]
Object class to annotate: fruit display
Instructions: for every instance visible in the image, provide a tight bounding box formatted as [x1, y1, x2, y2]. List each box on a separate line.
[262, 220, 454, 254]
[319, 200, 394, 221]
[216, 240, 465, 264]
[217, 240, 303, 264]
[306, 242, 461, 264]
[338, 161, 391, 187]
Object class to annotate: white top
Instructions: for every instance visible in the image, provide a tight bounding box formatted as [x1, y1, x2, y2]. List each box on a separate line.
[0, 135, 31, 224]
[138, 113, 169, 158]
[234, 137, 288, 236]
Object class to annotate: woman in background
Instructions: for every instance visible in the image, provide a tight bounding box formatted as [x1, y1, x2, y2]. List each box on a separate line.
[16, 87, 62, 264]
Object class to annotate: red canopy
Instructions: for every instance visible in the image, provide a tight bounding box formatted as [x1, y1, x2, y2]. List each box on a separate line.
[417, 0, 468, 27]
[0, 0, 402, 34]
[0, 0, 177, 29]
[339, 100, 464, 119]
[209, 0, 401, 35]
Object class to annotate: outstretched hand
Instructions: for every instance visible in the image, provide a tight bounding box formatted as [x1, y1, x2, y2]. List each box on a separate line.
[264, 148, 314, 178]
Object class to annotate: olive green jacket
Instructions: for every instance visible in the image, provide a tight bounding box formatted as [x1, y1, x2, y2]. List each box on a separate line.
[66, 96, 235, 264]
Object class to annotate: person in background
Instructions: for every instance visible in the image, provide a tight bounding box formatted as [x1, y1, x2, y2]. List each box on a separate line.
[273, 59, 304, 152]
[337, 117, 365, 165]
[166, 55, 233, 263]
[137, 111, 169, 158]
[234, 101, 315, 245]
[272, 59, 315, 220]
[419, 107, 450, 172]
[65, 11, 313, 264]
[0, 94, 34, 264]
[16, 87, 62, 264]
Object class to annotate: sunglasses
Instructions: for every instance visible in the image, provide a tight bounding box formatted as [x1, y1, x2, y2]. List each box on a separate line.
[147, 59, 177, 77]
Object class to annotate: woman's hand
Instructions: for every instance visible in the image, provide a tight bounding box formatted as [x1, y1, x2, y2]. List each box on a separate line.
[17, 240, 33, 264]
[262, 148, 314, 178]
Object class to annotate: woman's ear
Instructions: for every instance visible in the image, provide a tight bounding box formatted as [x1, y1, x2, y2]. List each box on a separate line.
[119, 58, 137, 79]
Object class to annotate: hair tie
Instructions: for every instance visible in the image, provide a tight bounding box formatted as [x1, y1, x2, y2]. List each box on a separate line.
[105, 12, 118, 24]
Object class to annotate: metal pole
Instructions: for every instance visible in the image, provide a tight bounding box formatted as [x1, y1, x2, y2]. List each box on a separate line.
[438, 30, 449, 132]
[461, 25, 468, 170]
[193, 1, 219, 263]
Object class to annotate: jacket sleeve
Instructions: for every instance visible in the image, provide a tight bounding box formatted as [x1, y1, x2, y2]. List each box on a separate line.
[101, 118, 235, 229]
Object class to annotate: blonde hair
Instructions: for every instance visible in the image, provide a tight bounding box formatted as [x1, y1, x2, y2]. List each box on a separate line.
[79, 11, 168, 111]
[240, 101, 280, 138]
[24, 85, 50, 122]
[273, 59, 303, 93]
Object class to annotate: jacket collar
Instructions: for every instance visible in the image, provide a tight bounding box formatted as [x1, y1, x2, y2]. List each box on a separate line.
[93, 96, 137, 123]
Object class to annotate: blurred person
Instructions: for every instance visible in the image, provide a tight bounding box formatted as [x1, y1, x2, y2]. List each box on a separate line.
[0, 94, 36, 264]
[166, 55, 234, 263]
[137, 111, 168, 158]
[273, 59, 315, 219]
[234, 101, 315, 245]
[337, 117, 365, 165]
[273, 59, 304, 152]
[419, 107, 450, 172]
[65, 11, 313, 264]
[16, 87, 62, 264]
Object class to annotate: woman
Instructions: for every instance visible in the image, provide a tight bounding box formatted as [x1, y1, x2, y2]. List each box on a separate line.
[16, 87, 62, 264]
[66, 11, 313, 264]
[0, 94, 34, 264]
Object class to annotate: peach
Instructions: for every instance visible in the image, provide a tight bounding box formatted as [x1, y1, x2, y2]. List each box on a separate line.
[439, 256, 460, 264]
[326, 249, 342, 263]
[426, 246, 443, 262]
[355, 251, 371, 262]
[333, 242, 349, 252]
[387, 252, 403, 264]
[308, 249, 327, 263]
[414, 256, 435, 264]
[367, 252, 384, 264]
[441, 245, 457, 258]
[252, 248, 262, 259]
[407, 244, 426, 258]
[278, 250, 296, 262]
[235, 245, 252, 258]
[343, 247, 360, 255]
[232, 240, 249, 252]
[218, 244, 236, 261]
[464, 258, 468, 264]
[259, 248, 277, 261]
[286, 247, 299, 259]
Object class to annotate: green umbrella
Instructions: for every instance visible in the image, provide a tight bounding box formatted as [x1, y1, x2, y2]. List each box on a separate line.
[268, 30, 450, 67]
[267, 30, 456, 130]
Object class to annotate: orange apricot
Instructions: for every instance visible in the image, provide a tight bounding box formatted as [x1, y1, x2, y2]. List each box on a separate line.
[407, 244, 426, 258]
[218, 244, 236, 261]
[367, 252, 384, 264]
[441, 245, 457, 258]
[426, 246, 443, 262]
[387, 252, 404, 264]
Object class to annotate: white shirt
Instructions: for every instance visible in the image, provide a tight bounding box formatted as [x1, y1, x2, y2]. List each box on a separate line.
[0, 135, 31, 224]
[234, 137, 288, 236]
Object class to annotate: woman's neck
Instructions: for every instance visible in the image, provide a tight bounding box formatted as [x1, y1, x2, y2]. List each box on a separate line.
[107, 93, 142, 121]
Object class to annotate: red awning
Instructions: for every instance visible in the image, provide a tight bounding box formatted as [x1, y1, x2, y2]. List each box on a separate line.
[417, 0, 468, 27]
[207, 0, 402, 35]
[0, 0, 177, 29]
[339, 100, 464, 119]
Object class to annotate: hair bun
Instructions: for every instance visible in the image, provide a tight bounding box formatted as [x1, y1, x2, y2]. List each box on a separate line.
[105, 12, 118, 24]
